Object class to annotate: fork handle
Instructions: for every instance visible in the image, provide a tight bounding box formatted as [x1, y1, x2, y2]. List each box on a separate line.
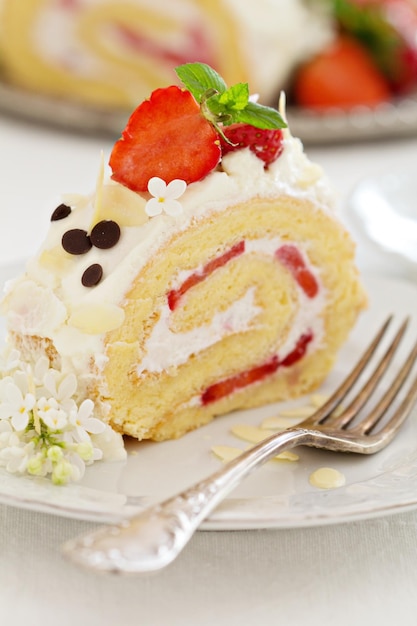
[63, 428, 313, 574]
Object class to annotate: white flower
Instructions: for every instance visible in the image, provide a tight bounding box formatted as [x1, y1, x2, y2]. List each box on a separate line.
[51, 459, 74, 485]
[0, 420, 17, 448]
[32, 356, 50, 385]
[27, 452, 50, 477]
[145, 177, 186, 217]
[42, 369, 77, 413]
[0, 381, 35, 431]
[0, 440, 35, 474]
[69, 398, 106, 442]
[0, 345, 127, 485]
[91, 425, 127, 462]
[37, 397, 68, 430]
[0, 348, 21, 373]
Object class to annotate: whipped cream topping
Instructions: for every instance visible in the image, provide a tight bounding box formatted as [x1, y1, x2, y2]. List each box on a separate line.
[2, 129, 336, 385]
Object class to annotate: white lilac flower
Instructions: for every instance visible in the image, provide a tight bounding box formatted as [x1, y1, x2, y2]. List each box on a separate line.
[32, 355, 50, 386]
[37, 397, 68, 430]
[69, 398, 106, 442]
[0, 347, 21, 372]
[0, 440, 35, 474]
[41, 368, 78, 413]
[26, 452, 50, 477]
[0, 381, 35, 431]
[0, 349, 127, 485]
[145, 177, 186, 217]
[0, 420, 17, 448]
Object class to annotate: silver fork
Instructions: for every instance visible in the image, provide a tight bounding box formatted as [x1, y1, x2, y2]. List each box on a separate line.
[62, 316, 417, 575]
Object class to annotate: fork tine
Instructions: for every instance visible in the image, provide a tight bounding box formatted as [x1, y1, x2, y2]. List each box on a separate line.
[322, 317, 410, 430]
[351, 337, 417, 435]
[305, 315, 393, 427]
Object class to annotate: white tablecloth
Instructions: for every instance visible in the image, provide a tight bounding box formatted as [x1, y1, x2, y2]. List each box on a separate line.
[1, 113, 417, 626]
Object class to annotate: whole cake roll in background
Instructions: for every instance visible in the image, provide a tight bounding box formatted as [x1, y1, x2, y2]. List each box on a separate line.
[0, 0, 332, 109]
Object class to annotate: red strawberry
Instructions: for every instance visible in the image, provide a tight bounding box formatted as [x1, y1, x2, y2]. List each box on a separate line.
[168, 241, 245, 310]
[358, 0, 417, 94]
[109, 85, 221, 192]
[293, 35, 391, 109]
[275, 245, 318, 298]
[332, 0, 417, 95]
[201, 332, 313, 405]
[220, 124, 284, 166]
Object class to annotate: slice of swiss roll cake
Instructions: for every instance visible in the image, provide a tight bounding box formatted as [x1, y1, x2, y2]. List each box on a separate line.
[1, 63, 367, 450]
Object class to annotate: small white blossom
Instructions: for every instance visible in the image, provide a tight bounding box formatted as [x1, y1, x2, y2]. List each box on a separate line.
[51, 459, 74, 485]
[37, 397, 68, 430]
[0, 381, 35, 431]
[27, 452, 50, 477]
[0, 440, 35, 474]
[145, 177, 186, 217]
[32, 356, 50, 385]
[0, 348, 21, 372]
[69, 398, 106, 442]
[42, 369, 77, 413]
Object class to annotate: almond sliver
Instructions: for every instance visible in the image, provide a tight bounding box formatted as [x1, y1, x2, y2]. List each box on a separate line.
[261, 415, 304, 430]
[310, 393, 330, 407]
[211, 445, 243, 463]
[278, 405, 317, 418]
[231, 424, 274, 443]
[272, 450, 299, 462]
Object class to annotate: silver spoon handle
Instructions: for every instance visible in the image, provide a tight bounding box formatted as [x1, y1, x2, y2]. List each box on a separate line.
[62, 428, 310, 574]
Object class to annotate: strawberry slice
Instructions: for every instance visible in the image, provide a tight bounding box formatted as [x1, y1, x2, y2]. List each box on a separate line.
[219, 124, 284, 166]
[109, 85, 221, 192]
[201, 332, 313, 405]
[168, 241, 245, 310]
[275, 245, 318, 298]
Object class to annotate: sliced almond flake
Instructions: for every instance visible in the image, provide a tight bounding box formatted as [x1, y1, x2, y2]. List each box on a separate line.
[278, 405, 317, 418]
[241, 444, 298, 462]
[309, 394, 344, 417]
[261, 415, 305, 430]
[211, 445, 243, 463]
[310, 393, 330, 407]
[231, 424, 274, 444]
[212, 444, 299, 465]
[272, 450, 299, 462]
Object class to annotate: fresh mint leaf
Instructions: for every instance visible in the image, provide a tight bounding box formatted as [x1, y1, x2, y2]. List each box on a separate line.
[175, 62, 227, 102]
[217, 83, 249, 111]
[234, 102, 287, 129]
[176, 61, 287, 131]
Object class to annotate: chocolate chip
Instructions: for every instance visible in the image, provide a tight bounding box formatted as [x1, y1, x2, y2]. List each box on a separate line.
[51, 203, 72, 221]
[62, 229, 92, 255]
[82, 263, 103, 287]
[90, 220, 121, 249]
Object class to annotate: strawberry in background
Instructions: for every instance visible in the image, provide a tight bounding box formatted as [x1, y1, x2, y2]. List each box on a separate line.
[292, 0, 417, 109]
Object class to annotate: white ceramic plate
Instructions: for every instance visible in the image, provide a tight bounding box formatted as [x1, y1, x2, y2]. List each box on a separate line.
[349, 170, 417, 276]
[0, 269, 417, 529]
[1, 80, 417, 144]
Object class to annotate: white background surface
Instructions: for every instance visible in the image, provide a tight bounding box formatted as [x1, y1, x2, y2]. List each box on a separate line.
[1, 111, 417, 625]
